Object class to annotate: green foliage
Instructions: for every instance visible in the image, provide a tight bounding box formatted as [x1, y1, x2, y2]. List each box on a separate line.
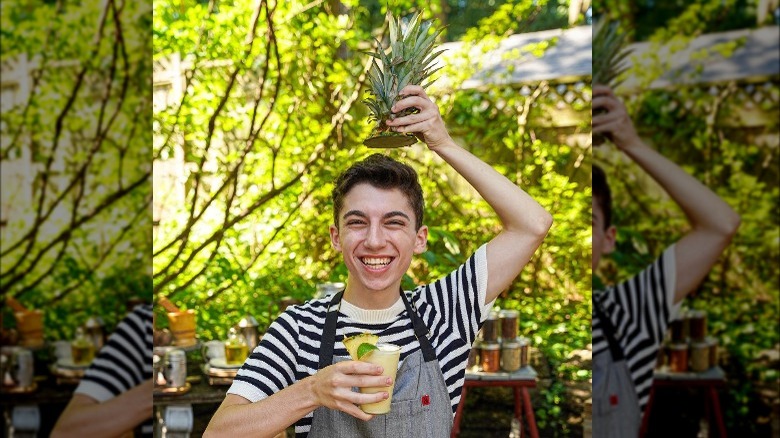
[594, 2, 779, 433]
[594, 0, 765, 41]
[1, 1, 152, 338]
[421, 14, 592, 433]
[153, 1, 588, 433]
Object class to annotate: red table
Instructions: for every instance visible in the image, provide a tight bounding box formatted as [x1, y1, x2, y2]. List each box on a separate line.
[640, 366, 727, 438]
[452, 366, 539, 438]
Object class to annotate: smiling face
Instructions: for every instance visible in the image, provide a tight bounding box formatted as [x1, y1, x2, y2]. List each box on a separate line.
[330, 183, 428, 302]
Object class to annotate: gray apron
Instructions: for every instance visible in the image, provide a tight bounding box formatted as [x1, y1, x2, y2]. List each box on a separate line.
[307, 290, 453, 438]
[592, 299, 641, 438]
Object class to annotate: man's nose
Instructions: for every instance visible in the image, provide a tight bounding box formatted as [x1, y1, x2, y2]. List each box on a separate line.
[364, 224, 387, 248]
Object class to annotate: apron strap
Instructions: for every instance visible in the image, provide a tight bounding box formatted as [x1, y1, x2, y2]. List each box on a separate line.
[318, 290, 343, 370]
[317, 287, 438, 370]
[399, 289, 437, 363]
[593, 295, 625, 361]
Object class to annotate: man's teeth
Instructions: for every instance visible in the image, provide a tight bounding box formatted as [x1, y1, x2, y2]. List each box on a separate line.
[362, 257, 392, 266]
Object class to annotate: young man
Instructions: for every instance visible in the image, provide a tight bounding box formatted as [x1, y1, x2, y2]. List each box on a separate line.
[591, 85, 740, 437]
[51, 304, 154, 438]
[205, 85, 553, 437]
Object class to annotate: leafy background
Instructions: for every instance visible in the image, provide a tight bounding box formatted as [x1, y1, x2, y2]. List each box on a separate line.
[2, 0, 777, 436]
[1, 1, 153, 338]
[151, 0, 590, 435]
[595, 0, 780, 435]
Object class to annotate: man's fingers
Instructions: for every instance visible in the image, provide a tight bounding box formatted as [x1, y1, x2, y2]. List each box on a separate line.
[398, 84, 425, 96]
[592, 120, 622, 134]
[334, 391, 385, 421]
[392, 95, 429, 114]
[391, 120, 432, 134]
[387, 112, 428, 126]
[334, 374, 391, 389]
[338, 360, 383, 375]
[342, 390, 389, 406]
[592, 109, 624, 126]
[592, 95, 622, 112]
[392, 87, 439, 113]
[356, 391, 389, 406]
[344, 404, 375, 422]
[350, 375, 393, 388]
[592, 85, 615, 96]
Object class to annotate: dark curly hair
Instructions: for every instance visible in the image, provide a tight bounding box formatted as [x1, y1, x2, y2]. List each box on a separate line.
[332, 154, 424, 230]
[592, 164, 612, 229]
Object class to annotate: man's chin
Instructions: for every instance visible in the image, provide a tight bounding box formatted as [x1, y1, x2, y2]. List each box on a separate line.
[358, 277, 403, 295]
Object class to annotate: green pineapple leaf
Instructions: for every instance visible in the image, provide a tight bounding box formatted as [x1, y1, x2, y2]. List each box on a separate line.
[593, 20, 632, 88]
[362, 11, 445, 146]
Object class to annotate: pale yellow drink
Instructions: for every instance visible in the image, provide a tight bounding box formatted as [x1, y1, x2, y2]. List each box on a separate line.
[359, 343, 401, 414]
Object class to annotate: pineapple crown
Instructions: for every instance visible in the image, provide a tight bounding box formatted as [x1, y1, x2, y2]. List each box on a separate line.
[363, 11, 445, 129]
[592, 20, 632, 88]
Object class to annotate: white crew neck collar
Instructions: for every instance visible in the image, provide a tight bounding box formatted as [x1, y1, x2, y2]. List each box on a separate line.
[340, 295, 406, 324]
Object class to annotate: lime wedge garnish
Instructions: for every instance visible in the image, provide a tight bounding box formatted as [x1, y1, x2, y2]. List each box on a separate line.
[357, 342, 379, 359]
[343, 333, 379, 360]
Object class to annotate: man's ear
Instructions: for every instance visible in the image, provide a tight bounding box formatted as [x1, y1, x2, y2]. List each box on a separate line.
[602, 225, 617, 254]
[329, 224, 342, 251]
[413, 225, 428, 254]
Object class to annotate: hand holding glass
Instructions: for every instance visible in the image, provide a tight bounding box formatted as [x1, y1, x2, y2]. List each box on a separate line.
[358, 344, 400, 414]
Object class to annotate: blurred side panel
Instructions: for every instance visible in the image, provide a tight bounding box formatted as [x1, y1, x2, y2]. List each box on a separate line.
[592, 0, 779, 437]
[1, 0, 152, 436]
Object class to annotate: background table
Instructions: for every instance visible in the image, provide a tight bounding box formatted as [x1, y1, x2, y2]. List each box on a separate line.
[153, 376, 228, 407]
[153, 375, 230, 436]
[453, 366, 539, 438]
[640, 366, 727, 438]
[1, 375, 78, 436]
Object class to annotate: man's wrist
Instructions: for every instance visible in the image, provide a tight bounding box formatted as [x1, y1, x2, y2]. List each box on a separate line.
[619, 136, 648, 157]
[302, 375, 321, 411]
[429, 137, 459, 155]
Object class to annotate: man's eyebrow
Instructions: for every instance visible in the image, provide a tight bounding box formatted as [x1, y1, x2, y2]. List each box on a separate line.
[342, 210, 411, 221]
[384, 211, 411, 221]
[343, 210, 368, 220]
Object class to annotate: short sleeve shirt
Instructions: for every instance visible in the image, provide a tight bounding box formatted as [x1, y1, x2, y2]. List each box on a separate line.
[227, 245, 492, 437]
[592, 245, 680, 412]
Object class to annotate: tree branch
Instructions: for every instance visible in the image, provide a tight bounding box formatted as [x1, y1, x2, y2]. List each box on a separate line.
[2, 172, 149, 292]
[0, 0, 114, 267]
[153, 170, 305, 293]
[155, 0, 219, 160]
[153, 0, 274, 262]
[199, 188, 313, 303]
[186, 0, 268, 236]
[46, 197, 150, 304]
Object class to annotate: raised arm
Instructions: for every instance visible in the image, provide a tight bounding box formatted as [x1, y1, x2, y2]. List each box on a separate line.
[51, 380, 153, 438]
[387, 85, 553, 304]
[592, 85, 740, 303]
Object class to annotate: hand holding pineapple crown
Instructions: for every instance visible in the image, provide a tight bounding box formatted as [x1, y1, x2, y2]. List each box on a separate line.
[363, 11, 448, 148]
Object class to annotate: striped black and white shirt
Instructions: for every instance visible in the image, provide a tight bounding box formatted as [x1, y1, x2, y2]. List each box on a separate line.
[75, 304, 154, 435]
[592, 246, 680, 413]
[228, 245, 491, 437]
